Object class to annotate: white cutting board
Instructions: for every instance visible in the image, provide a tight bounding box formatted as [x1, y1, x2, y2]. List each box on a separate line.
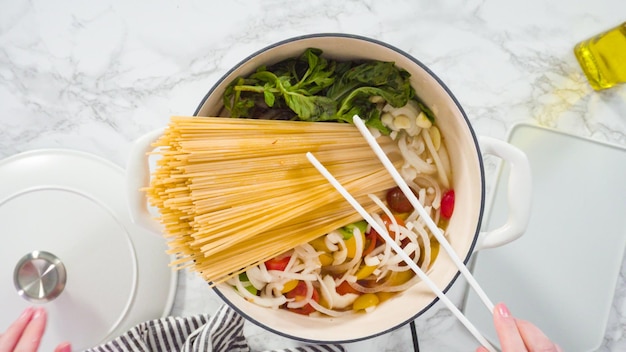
[464, 123, 626, 352]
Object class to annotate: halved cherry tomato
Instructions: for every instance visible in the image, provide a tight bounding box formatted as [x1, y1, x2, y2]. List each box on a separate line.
[336, 280, 360, 295]
[285, 281, 319, 315]
[370, 214, 406, 242]
[265, 256, 291, 271]
[441, 189, 455, 219]
[362, 230, 378, 257]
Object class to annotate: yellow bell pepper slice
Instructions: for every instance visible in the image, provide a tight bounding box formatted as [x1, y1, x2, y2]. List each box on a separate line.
[281, 279, 299, 293]
[355, 265, 377, 280]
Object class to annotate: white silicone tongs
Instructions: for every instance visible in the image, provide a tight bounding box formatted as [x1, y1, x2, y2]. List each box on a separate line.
[306, 115, 498, 352]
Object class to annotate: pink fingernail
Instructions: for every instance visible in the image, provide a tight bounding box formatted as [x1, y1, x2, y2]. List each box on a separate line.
[57, 342, 72, 352]
[497, 303, 511, 318]
[33, 307, 46, 320]
[19, 306, 34, 320]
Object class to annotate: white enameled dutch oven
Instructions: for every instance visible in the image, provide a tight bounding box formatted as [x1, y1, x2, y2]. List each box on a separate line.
[126, 33, 532, 343]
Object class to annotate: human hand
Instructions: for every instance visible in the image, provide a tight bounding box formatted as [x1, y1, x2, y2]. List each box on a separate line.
[0, 307, 71, 352]
[476, 303, 561, 352]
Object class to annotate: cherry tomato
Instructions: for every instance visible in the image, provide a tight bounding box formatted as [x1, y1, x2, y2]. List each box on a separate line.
[441, 190, 455, 219]
[370, 214, 406, 241]
[386, 186, 417, 213]
[336, 280, 360, 295]
[285, 281, 319, 315]
[265, 256, 291, 271]
[362, 230, 378, 257]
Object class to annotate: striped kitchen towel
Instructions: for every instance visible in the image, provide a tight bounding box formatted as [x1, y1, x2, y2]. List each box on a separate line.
[83, 305, 344, 352]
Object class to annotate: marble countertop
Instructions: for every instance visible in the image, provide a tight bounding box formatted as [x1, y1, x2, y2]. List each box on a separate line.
[1, 0, 625, 351]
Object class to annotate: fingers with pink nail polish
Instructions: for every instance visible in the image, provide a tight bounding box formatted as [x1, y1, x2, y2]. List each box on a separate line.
[485, 302, 561, 352]
[0, 307, 36, 352]
[0, 307, 72, 352]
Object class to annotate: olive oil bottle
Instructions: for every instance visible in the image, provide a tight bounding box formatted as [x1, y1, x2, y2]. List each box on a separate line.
[574, 22, 626, 90]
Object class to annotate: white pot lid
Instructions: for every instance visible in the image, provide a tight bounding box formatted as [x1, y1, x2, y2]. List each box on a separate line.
[0, 149, 176, 351]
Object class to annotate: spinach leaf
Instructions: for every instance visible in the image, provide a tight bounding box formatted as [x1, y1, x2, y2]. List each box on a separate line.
[224, 48, 337, 119]
[222, 48, 418, 134]
[327, 61, 413, 104]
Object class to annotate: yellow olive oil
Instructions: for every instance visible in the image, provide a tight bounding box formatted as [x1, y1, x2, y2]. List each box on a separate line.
[574, 22, 626, 90]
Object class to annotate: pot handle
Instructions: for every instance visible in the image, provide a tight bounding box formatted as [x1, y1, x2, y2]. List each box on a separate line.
[475, 136, 532, 250]
[125, 128, 165, 235]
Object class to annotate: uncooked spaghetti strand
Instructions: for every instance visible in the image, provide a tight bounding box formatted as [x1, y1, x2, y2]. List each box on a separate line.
[187, 161, 380, 190]
[168, 116, 359, 132]
[179, 159, 386, 188]
[193, 207, 370, 284]
[190, 169, 394, 253]
[189, 164, 394, 230]
[144, 116, 410, 285]
[191, 195, 376, 253]
[189, 168, 393, 240]
[187, 162, 395, 210]
[176, 141, 393, 162]
[174, 148, 387, 175]
[199, 198, 377, 262]
[174, 133, 393, 150]
[162, 198, 380, 284]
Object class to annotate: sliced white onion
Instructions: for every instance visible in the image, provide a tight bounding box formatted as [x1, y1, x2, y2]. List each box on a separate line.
[327, 226, 363, 272]
[348, 274, 422, 293]
[402, 242, 419, 257]
[325, 231, 341, 251]
[283, 252, 298, 272]
[318, 274, 334, 309]
[364, 255, 380, 267]
[233, 276, 287, 308]
[308, 299, 354, 317]
[384, 265, 414, 272]
[246, 266, 269, 290]
[422, 128, 449, 188]
[437, 142, 453, 190]
[398, 134, 436, 174]
[344, 275, 357, 283]
[265, 281, 283, 297]
[294, 243, 319, 259]
[319, 275, 358, 309]
[368, 194, 402, 245]
[271, 271, 317, 281]
[258, 262, 274, 282]
[418, 187, 427, 206]
[414, 224, 432, 271]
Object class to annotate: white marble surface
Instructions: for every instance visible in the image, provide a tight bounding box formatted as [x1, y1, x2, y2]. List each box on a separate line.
[1, 0, 625, 351]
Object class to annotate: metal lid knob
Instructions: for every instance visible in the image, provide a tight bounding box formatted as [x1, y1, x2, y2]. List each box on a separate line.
[14, 251, 67, 303]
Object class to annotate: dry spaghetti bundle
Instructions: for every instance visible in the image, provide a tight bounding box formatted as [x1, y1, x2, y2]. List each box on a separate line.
[145, 116, 402, 285]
